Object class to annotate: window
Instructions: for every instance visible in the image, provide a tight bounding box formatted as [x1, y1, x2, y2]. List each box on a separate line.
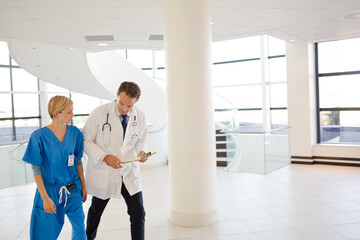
[0, 67, 11, 91]
[15, 118, 40, 141]
[212, 36, 287, 130]
[126, 50, 153, 69]
[318, 38, 360, 73]
[212, 36, 261, 62]
[0, 41, 41, 142]
[72, 92, 103, 115]
[268, 36, 286, 56]
[72, 115, 89, 129]
[316, 38, 360, 144]
[0, 94, 12, 118]
[0, 42, 9, 65]
[47, 87, 108, 130]
[213, 61, 262, 86]
[212, 36, 263, 128]
[268, 37, 287, 129]
[12, 68, 38, 92]
[13, 94, 39, 117]
[115, 49, 167, 81]
[214, 85, 263, 109]
[0, 120, 13, 142]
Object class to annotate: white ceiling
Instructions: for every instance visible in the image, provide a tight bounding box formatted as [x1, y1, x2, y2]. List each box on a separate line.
[0, 0, 360, 51]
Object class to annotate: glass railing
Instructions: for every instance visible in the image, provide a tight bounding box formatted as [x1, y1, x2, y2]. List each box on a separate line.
[0, 140, 34, 190]
[222, 126, 290, 174]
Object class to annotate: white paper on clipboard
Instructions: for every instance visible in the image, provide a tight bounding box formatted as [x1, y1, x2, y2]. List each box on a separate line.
[121, 152, 157, 164]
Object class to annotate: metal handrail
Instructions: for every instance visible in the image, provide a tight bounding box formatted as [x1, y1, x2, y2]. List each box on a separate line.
[220, 126, 290, 134]
[0, 140, 28, 146]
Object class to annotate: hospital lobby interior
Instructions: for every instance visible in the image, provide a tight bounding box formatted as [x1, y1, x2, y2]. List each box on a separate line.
[1, 0, 360, 239]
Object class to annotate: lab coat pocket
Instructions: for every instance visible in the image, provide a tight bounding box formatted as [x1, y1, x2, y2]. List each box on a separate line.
[102, 128, 111, 147]
[91, 170, 108, 188]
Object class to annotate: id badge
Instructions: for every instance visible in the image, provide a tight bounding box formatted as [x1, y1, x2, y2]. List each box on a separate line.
[127, 134, 138, 146]
[68, 153, 75, 166]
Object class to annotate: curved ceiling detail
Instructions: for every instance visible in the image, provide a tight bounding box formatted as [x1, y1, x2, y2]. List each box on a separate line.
[8, 41, 114, 100]
[8, 40, 167, 126]
[86, 51, 167, 126]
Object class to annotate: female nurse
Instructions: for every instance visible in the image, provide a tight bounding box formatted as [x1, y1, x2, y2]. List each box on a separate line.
[23, 95, 87, 240]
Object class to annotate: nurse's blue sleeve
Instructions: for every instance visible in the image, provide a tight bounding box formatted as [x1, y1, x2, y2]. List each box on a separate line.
[74, 128, 84, 161]
[22, 133, 43, 166]
[77, 158, 82, 166]
[31, 164, 41, 176]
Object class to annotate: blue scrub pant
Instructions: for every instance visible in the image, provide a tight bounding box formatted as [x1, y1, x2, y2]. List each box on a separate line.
[30, 184, 86, 240]
[86, 184, 145, 240]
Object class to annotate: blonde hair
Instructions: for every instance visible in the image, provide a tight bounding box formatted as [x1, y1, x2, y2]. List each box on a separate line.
[48, 95, 73, 119]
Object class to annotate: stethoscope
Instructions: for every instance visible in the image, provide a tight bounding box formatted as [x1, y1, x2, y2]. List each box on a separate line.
[102, 112, 138, 132]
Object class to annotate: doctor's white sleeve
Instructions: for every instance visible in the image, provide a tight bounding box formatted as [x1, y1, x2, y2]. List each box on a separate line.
[83, 111, 107, 165]
[134, 118, 148, 155]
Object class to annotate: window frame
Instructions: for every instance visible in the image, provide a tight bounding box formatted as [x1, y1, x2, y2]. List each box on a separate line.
[0, 56, 42, 142]
[315, 41, 360, 144]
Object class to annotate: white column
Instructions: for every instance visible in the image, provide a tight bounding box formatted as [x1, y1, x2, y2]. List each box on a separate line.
[163, 0, 217, 226]
[286, 43, 317, 160]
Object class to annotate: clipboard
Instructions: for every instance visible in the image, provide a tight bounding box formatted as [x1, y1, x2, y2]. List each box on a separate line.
[121, 152, 157, 164]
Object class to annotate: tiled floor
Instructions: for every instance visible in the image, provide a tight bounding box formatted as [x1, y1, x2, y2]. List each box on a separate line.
[1, 164, 360, 240]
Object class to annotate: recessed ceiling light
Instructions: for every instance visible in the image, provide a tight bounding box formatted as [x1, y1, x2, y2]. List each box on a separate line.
[69, 47, 74, 50]
[97, 43, 109, 46]
[85, 35, 114, 41]
[290, 39, 295, 42]
[211, 22, 214, 25]
[341, 11, 360, 20]
[149, 35, 164, 41]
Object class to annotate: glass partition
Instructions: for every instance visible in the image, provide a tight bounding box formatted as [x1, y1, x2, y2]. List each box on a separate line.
[0, 141, 34, 190]
[224, 126, 290, 174]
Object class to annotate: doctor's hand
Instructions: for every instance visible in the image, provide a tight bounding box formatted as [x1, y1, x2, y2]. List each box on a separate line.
[139, 151, 148, 163]
[104, 155, 123, 169]
[43, 196, 57, 214]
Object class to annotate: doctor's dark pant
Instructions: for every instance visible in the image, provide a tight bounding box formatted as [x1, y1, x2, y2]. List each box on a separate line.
[86, 184, 145, 240]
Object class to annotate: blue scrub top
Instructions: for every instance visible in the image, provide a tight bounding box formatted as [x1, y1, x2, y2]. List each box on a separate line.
[23, 125, 83, 186]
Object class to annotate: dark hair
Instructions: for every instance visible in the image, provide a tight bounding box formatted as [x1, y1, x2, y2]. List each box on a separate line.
[117, 81, 141, 100]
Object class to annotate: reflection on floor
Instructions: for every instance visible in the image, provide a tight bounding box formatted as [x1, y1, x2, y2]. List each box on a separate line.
[1, 164, 360, 240]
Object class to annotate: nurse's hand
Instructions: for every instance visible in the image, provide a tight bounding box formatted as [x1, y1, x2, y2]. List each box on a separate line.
[43, 196, 56, 214]
[139, 151, 148, 163]
[104, 155, 123, 169]
[82, 188, 87, 203]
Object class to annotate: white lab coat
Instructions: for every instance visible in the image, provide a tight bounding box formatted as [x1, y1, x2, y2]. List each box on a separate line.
[83, 100, 147, 199]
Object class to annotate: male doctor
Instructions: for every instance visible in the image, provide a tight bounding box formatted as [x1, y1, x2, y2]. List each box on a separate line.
[83, 81, 148, 240]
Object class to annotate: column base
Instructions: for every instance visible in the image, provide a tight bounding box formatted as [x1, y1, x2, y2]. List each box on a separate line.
[169, 208, 218, 227]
